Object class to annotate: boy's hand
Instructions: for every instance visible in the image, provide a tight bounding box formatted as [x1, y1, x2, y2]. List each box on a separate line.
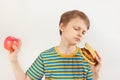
[90, 50, 102, 80]
[8, 40, 22, 62]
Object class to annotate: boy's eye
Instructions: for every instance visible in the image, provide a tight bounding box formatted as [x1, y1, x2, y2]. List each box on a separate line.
[73, 27, 80, 30]
[73, 27, 87, 35]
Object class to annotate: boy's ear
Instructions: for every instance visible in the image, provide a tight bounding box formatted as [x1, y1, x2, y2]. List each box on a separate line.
[59, 23, 65, 32]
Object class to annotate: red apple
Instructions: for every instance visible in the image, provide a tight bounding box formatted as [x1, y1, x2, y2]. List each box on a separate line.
[4, 36, 20, 52]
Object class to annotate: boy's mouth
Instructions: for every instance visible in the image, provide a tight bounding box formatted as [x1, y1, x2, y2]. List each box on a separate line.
[75, 37, 80, 42]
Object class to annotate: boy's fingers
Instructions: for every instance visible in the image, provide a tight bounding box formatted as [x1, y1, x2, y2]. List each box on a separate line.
[18, 39, 22, 48]
[93, 50, 102, 67]
[9, 45, 20, 54]
[12, 45, 17, 50]
[94, 50, 102, 61]
[12, 39, 22, 51]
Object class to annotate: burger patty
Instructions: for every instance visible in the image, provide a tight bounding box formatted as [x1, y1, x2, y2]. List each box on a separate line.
[81, 48, 95, 63]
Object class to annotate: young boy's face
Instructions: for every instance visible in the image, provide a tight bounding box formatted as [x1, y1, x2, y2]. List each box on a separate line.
[60, 17, 88, 45]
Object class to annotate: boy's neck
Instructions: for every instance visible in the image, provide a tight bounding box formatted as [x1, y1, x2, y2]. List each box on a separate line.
[58, 42, 77, 54]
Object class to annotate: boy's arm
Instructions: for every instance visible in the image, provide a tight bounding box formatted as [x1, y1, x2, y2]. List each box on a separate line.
[91, 51, 102, 80]
[8, 45, 31, 80]
[10, 59, 31, 80]
[91, 64, 101, 80]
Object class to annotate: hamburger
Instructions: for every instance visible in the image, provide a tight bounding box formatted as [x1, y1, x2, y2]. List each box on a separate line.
[80, 43, 98, 65]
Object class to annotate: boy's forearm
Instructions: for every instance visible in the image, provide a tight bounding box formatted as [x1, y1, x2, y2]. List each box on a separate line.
[10, 60, 26, 80]
[92, 72, 99, 80]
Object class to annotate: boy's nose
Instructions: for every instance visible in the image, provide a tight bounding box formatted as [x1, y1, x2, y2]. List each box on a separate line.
[77, 33, 82, 38]
[78, 31, 83, 37]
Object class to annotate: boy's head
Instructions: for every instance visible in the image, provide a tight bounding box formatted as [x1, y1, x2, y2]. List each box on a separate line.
[59, 10, 90, 35]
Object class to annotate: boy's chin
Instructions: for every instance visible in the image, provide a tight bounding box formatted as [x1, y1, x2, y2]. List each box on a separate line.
[71, 42, 79, 45]
[69, 41, 81, 45]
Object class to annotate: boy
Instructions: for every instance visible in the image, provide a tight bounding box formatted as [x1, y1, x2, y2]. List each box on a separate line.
[8, 10, 102, 80]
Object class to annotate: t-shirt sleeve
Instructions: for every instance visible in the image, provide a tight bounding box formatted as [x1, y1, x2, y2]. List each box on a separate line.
[26, 54, 44, 80]
[86, 65, 93, 80]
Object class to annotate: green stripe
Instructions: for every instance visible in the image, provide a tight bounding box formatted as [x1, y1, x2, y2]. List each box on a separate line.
[26, 47, 92, 80]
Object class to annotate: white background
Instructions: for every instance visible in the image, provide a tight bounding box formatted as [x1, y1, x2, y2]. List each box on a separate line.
[0, 0, 120, 80]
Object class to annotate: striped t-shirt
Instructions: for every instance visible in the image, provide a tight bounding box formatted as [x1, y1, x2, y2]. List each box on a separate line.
[26, 46, 93, 80]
